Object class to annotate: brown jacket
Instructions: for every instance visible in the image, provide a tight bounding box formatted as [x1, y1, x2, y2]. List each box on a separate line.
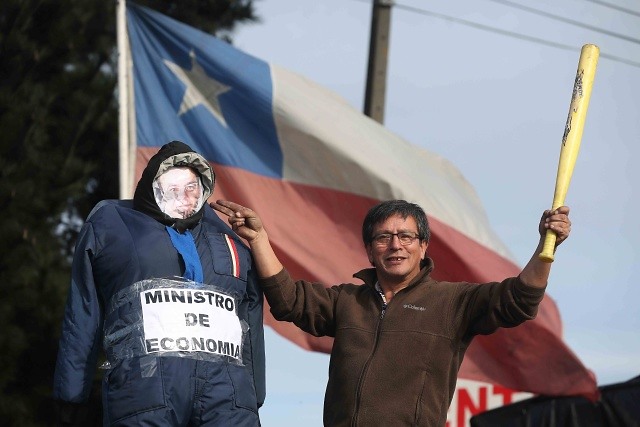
[260, 258, 545, 426]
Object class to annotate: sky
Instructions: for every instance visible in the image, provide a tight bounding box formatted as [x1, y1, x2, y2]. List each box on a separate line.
[229, 0, 640, 425]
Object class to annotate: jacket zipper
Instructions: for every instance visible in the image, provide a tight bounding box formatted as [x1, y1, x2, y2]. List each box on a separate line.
[352, 292, 387, 426]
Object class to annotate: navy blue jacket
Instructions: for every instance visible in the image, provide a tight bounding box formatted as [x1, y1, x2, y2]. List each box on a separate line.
[53, 200, 265, 407]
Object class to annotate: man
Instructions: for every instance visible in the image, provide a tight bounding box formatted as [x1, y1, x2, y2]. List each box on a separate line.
[53, 141, 265, 426]
[212, 198, 572, 426]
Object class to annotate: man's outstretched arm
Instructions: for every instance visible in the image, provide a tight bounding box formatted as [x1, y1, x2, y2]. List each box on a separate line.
[519, 206, 572, 288]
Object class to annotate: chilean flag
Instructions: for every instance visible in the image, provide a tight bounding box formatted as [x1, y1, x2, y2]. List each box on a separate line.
[124, 3, 597, 399]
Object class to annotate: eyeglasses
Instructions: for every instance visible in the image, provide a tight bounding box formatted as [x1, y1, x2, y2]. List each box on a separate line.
[161, 182, 200, 201]
[372, 232, 421, 246]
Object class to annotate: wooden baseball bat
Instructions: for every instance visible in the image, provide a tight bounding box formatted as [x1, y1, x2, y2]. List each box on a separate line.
[539, 44, 599, 262]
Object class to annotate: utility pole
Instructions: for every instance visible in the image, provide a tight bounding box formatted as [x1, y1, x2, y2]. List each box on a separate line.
[364, 0, 393, 124]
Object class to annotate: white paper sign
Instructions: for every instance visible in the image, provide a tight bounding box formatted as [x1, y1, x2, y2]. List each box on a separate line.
[140, 287, 242, 360]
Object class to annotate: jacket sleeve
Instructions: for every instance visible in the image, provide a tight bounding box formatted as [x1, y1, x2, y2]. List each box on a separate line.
[457, 276, 546, 337]
[53, 221, 103, 403]
[259, 268, 340, 337]
[244, 266, 266, 407]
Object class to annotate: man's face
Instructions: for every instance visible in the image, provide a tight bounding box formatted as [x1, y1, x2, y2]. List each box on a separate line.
[156, 167, 201, 219]
[365, 214, 428, 288]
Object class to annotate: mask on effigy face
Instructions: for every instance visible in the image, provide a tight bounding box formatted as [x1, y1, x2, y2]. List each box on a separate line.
[153, 167, 204, 219]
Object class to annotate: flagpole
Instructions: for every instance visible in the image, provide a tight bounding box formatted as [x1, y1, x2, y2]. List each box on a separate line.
[364, 0, 393, 124]
[117, 0, 134, 198]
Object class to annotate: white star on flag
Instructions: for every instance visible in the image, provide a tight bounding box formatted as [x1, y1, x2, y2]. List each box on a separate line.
[164, 50, 231, 126]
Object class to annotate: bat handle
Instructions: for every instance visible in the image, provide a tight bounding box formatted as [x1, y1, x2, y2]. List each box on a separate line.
[539, 200, 563, 262]
[539, 229, 557, 262]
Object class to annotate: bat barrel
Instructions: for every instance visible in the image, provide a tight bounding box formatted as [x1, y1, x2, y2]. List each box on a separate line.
[539, 44, 599, 262]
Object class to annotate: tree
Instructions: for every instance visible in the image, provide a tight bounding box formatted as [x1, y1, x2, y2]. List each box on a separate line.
[0, 1, 257, 424]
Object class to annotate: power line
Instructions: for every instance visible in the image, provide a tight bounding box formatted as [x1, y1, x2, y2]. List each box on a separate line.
[583, 0, 640, 18]
[483, 0, 640, 45]
[392, 2, 640, 68]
